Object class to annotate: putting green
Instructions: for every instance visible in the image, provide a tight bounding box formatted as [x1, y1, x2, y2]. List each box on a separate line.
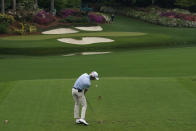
[0, 77, 196, 131]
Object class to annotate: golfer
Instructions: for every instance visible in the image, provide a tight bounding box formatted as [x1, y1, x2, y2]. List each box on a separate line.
[111, 14, 115, 22]
[72, 71, 99, 125]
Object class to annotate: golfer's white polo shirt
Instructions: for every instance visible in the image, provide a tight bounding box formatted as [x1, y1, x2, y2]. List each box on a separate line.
[73, 73, 91, 90]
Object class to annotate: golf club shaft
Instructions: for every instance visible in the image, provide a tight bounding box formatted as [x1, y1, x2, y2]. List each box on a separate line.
[86, 98, 94, 112]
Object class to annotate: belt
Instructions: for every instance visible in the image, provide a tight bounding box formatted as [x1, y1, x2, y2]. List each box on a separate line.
[73, 87, 82, 92]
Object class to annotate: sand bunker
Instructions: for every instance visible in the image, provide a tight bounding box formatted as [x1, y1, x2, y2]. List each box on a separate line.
[42, 28, 78, 34]
[58, 37, 114, 45]
[82, 52, 111, 55]
[62, 53, 75, 56]
[62, 52, 111, 56]
[75, 26, 103, 31]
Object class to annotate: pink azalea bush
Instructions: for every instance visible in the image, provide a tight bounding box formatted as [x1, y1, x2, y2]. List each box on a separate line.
[59, 9, 81, 18]
[34, 10, 56, 25]
[59, 8, 107, 24]
[160, 12, 196, 22]
[88, 13, 106, 23]
[100, 6, 196, 27]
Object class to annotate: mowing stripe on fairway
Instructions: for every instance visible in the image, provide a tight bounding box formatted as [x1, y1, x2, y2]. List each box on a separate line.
[0, 32, 147, 41]
[1, 76, 196, 83]
[1, 77, 196, 131]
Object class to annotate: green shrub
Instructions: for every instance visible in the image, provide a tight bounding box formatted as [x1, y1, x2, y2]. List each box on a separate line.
[14, 28, 25, 35]
[66, 16, 80, 23]
[24, 23, 37, 33]
[60, 16, 89, 23]
[29, 25, 37, 33]
[13, 22, 37, 35]
[13, 22, 25, 35]
[80, 16, 89, 23]
[0, 23, 9, 34]
[0, 13, 15, 24]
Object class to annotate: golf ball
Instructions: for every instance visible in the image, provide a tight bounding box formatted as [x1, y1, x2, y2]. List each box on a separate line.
[95, 84, 98, 87]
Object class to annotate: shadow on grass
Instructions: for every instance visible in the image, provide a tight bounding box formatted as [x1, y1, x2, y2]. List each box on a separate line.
[0, 41, 196, 56]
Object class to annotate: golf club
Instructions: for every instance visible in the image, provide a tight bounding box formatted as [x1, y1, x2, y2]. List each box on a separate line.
[86, 98, 94, 112]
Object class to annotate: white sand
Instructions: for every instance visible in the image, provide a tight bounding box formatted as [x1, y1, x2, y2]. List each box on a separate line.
[42, 28, 78, 34]
[62, 52, 111, 56]
[58, 37, 114, 45]
[75, 26, 103, 31]
[62, 53, 75, 56]
[81, 52, 111, 55]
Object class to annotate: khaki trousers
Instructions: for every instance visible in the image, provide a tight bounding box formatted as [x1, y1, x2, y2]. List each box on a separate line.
[72, 88, 87, 119]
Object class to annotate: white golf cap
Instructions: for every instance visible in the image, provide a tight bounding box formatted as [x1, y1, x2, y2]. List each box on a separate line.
[90, 71, 99, 80]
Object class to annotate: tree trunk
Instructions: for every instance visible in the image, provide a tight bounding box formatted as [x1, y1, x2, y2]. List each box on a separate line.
[34, 0, 38, 10]
[13, 0, 16, 11]
[50, 0, 54, 14]
[1, 0, 5, 14]
[152, 0, 154, 5]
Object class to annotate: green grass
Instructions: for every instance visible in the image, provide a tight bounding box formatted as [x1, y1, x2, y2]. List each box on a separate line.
[0, 15, 196, 55]
[0, 32, 146, 41]
[0, 77, 196, 131]
[1, 15, 196, 131]
[1, 46, 196, 81]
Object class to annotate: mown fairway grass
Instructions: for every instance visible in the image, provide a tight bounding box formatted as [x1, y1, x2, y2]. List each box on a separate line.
[0, 77, 196, 131]
[0, 15, 196, 131]
[0, 46, 196, 81]
[1, 47, 196, 131]
[0, 15, 196, 55]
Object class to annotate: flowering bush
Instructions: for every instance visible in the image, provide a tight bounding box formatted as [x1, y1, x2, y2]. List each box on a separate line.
[160, 12, 178, 18]
[160, 12, 196, 22]
[0, 13, 15, 24]
[33, 10, 56, 25]
[88, 13, 106, 23]
[97, 13, 110, 23]
[100, 6, 196, 28]
[13, 22, 37, 35]
[59, 9, 81, 18]
[172, 8, 191, 14]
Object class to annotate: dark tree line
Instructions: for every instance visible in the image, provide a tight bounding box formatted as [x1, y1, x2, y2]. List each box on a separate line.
[1, 0, 196, 14]
[82, 0, 196, 12]
[1, 0, 81, 14]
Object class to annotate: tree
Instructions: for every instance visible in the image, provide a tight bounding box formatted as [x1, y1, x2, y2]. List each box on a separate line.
[175, 0, 196, 8]
[1, 0, 5, 14]
[50, 0, 54, 14]
[13, 0, 16, 11]
[151, 0, 155, 5]
[34, 0, 38, 9]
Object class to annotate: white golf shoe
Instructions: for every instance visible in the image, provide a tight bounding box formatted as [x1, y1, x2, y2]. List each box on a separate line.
[79, 119, 88, 126]
[76, 119, 81, 124]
